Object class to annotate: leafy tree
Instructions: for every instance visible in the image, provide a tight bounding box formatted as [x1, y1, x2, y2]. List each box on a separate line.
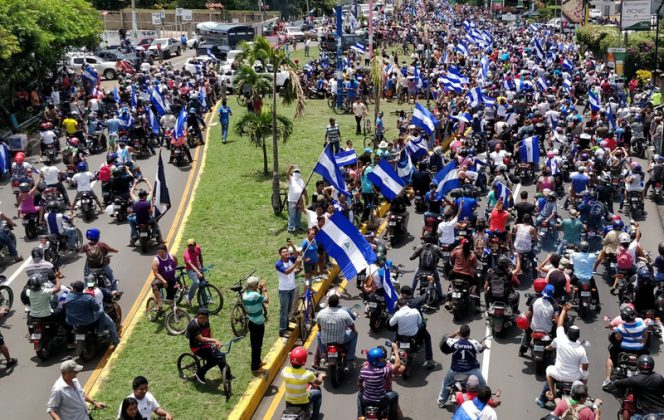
[176, 0, 207, 8]
[234, 108, 294, 177]
[232, 65, 272, 99]
[89, 0, 128, 10]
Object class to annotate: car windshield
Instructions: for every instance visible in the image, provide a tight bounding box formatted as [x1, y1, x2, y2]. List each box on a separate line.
[150, 39, 168, 48]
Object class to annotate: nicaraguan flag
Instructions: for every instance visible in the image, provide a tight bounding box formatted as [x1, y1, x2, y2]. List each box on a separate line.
[334, 149, 357, 167]
[315, 211, 376, 280]
[0, 142, 9, 176]
[520, 135, 540, 164]
[496, 182, 512, 208]
[314, 145, 351, 196]
[562, 58, 574, 71]
[534, 39, 545, 61]
[562, 78, 572, 93]
[441, 77, 462, 93]
[452, 399, 490, 420]
[153, 151, 172, 220]
[367, 159, 406, 201]
[536, 76, 549, 92]
[588, 91, 601, 112]
[199, 88, 207, 110]
[82, 65, 99, 86]
[608, 103, 617, 131]
[397, 149, 413, 182]
[503, 78, 516, 91]
[382, 267, 398, 313]
[480, 56, 489, 79]
[455, 42, 470, 57]
[131, 84, 138, 108]
[433, 160, 462, 200]
[147, 108, 160, 135]
[206, 48, 217, 62]
[462, 20, 471, 31]
[448, 68, 469, 84]
[113, 86, 121, 104]
[414, 66, 423, 89]
[119, 109, 133, 128]
[407, 135, 429, 161]
[466, 87, 482, 108]
[175, 107, 187, 139]
[350, 42, 366, 55]
[483, 96, 496, 106]
[411, 103, 438, 135]
[528, 23, 539, 32]
[454, 112, 473, 124]
[150, 87, 167, 116]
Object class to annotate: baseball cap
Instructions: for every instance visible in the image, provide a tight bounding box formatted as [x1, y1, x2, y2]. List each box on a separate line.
[60, 360, 83, 373]
[364, 147, 373, 154]
[542, 284, 554, 298]
[246, 275, 260, 288]
[466, 375, 480, 391]
[542, 188, 551, 196]
[186, 238, 196, 246]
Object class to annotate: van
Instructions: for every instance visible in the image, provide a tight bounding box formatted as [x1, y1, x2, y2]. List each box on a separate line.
[321, 34, 366, 53]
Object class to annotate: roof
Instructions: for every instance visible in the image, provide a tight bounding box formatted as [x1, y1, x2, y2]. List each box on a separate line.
[196, 22, 254, 32]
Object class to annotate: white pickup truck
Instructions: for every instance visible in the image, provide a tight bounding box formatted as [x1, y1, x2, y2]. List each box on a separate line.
[220, 62, 290, 91]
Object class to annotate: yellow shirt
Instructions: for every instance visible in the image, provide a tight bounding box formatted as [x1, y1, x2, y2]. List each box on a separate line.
[282, 366, 315, 405]
[62, 118, 78, 135]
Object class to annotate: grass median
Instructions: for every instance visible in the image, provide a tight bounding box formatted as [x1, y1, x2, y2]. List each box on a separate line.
[91, 95, 406, 419]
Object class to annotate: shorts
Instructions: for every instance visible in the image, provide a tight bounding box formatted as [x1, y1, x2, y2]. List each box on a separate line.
[304, 262, 316, 273]
[151, 278, 176, 300]
[545, 365, 585, 382]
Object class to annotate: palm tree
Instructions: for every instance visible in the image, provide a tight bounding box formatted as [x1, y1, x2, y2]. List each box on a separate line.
[236, 36, 306, 215]
[370, 50, 384, 125]
[234, 108, 294, 178]
[232, 65, 272, 106]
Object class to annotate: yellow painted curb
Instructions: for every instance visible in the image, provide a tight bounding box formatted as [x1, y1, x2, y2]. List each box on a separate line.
[84, 103, 219, 397]
[228, 201, 392, 420]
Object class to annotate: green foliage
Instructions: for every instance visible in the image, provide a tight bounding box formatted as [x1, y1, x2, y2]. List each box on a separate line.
[175, 0, 206, 7]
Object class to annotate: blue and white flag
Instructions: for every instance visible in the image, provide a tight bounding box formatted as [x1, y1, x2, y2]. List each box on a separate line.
[82, 65, 99, 86]
[0, 142, 9, 176]
[562, 78, 572, 93]
[519, 135, 540, 164]
[412, 103, 438, 135]
[206, 48, 217, 62]
[397, 149, 414, 182]
[516, 79, 533, 92]
[448, 68, 469, 84]
[503, 78, 516, 91]
[382, 267, 398, 313]
[528, 23, 540, 32]
[454, 112, 473, 124]
[153, 151, 172, 220]
[367, 159, 407, 201]
[130, 84, 138, 108]
[406, 135, 430, 162]
[483, 96, 496, 106]
[466, 87, 483, 108]
[608, 103, 617, 131]
[199, 88, 207, 110]
[147, 108, 160, 135]
[113, 86, 121, 104]
[175, 107, 187, 139]
[433, 160, 462, 200]
[562, 58, 574, 71]
[334, 149, 357, 167]
[452, 398, 490, 420]
[314, 145, 351, 196]
[534, 38, 546, 61]
[588, 91, 601, 112]
[536, 76, 549, 92]
[455, 42, 470, 57]
[118, 109, 133, 128]
[480, 56, 489, 80]
[350, 42, 366, 55]
[150, 87, 167, 116]
[441, 77, 463, 93]
[462, 20, 471, 31]
[413, 66, 423, 89]
[315, 211, 376, 280]
[496, 182, 512, 208]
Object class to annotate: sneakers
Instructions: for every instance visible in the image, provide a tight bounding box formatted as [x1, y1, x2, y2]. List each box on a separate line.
[194, 373, 206, 385]
[535, 397, 545, 408]
[602, 379, 613, 390]
[437, 400, 447, 409]
[423, 360, 435, 369]
[5, 358, 17, 367]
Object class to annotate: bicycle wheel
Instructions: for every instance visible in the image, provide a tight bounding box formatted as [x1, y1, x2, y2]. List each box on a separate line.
[0, 285, 13, 311]
[363, 135, 375, 150]
[177, 353, 201, 380]
[197, 283, 224, 315]
[230, 304, 248, 337]
[145, 297, 159, 322]
[297, 312, 307, 343]
[327, 96, 337, 110]
[222, 365, 233, 400]
[332, 101, 346, 115]
[165, 308, 190, 335]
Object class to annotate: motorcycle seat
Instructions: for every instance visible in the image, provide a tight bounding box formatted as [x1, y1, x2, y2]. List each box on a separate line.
[372, 295, 386, 303]
[453, 373, 470, 383]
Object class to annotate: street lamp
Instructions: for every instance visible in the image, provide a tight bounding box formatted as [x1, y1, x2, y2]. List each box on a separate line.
[654, 2, 664, 85]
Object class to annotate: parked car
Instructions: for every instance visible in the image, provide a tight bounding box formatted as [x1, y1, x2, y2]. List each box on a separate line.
[63, 54, 118, 80]
[147, 38, 181, 59]
[283, 27, 306, 42]
[135, 37, 155, 51]
[183, 57, 215, 75]
[95, 49, 142, 68]
[222, 62, 290, 90]
[589, 8, 602, 18]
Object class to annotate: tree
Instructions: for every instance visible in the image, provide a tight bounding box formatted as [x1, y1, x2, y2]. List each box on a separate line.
[370, 51, 384, 130]
[234, 108, 294, 177]
[232, 65, 272, 101]
[236, 37, 306, 215]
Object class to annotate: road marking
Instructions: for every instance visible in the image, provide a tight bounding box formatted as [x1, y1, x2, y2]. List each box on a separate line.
[482, 182, 521, 382]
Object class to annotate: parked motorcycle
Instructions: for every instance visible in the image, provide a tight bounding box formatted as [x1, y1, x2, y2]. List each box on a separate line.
[447, 278, 471, 321]
[387, 213, 407, 246]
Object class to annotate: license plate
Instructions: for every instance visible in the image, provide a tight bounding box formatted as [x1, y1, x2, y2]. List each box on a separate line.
[533, 345, 544, 352]
[30, 333, 42, 340]
[399, 342, 411, 349]
[367, 302, 378, 308]
[587, 231, 595, 237]
[139, 232, 149, 238]
[452, 292, 461, 298]
[580, 291, 591, 297]
[22, 219, 29, 225]
[388, 221, 396, 226]
[441, 251, 450, 256]
[328, 351, 338, 358]
[81, 199, 90, 204]
[610, 262, 617, 269]
[631, 198, 639, 202]
[75, 334, 85, 341]
[459, 230, 467, 236]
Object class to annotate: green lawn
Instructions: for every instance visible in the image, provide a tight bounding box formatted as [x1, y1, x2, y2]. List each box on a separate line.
[91, 94, 408, 419]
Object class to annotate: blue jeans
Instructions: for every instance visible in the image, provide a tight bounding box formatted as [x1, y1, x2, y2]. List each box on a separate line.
[316, 329, 358, 361]
[437, 367, 486, 404]
[187, 269, 201, 301]
[279, 288, 297, 333]
[632, 414, 664, 420]
[84, 264, 117, 291]
[287, 201, 302, 232]
[221, 122, 229, 142]
[97, 310, 120, 345]
[0, 230, 18, 257]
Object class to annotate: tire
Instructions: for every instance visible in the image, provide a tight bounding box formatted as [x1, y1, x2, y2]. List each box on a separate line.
[79, 340, 96, 362]
[332, 101, 346, 115]
[140, 237, 148, 254]
[369, 310, 382, 332]
[453, 305, 462, 321]
[0, 285, 13, 311]
[401, 360, 411, 380]
[426, 288, 437, 307]
[103, 69, 117, 80]
[197, 284, 223, 314]
[176, 47, 181, 56]
[75, 229, 83, 248]
[110, 302, 122, 327]
[177, 353, 201, 380]
[330, 361, 343, 388]
[230, 304, 248, 337]
[222, 365, 232, 399]
[390, 235, 398, 247]
[36, 340, 53, 361]
[297, 314, 307, 343]
[45, 244, 60, 267]
[145, 297, 159, 322]
[165, 308, 190, 335]
[25, 224, 37, 240]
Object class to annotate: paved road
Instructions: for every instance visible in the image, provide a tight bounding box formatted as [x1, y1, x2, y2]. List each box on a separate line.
[0, 49, 209, 419]
[255, 158, 664, 419]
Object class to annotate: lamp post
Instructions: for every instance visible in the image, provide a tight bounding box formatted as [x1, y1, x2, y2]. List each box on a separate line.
[654, 2, 664, 85]
[335, 1, 343, 108]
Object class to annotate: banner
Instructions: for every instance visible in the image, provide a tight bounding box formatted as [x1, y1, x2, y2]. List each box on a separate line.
[621, 0, 652, 31]
[561, 0, 583, 24]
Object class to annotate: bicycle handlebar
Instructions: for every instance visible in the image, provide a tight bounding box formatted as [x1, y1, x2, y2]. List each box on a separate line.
[223, 335, 245, 353]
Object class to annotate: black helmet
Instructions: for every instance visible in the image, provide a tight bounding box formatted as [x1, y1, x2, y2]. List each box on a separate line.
[497, 256, 510, 272]
[27, 274, 43, 291]
[659, 241, 664, 256]
[637, 354, 655, 374]
[566, 325, 580, 342]
[620, 303, 637, 322]
[579, 241, 590, 253]
[643, 415, 659, 420]
[31, 247, 44, 261]
[47, 201, 60, 212]
[637, 265, 653, 281]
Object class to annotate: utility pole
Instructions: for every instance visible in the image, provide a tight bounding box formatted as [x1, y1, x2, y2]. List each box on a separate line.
[336, 2, 343, 108]
[131, 0, 138, 40]
[654, 2, 664, 84]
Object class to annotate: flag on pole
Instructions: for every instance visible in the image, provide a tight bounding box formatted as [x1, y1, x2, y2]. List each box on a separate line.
[588, 91, 601, 112]
[433, 160, 462, 200]
[495, 182, 512, 208]
[118, 109, 133, 128]
[131, 84, 138, 108]
[411, 103, 439, 135]
[519, 135, 540, 164]
[206, 48, 217, 62]
[147, 108, 160, 135]
[0, 142, 9, 176]
[334, 149, 357, 167]
[536, 76, 549, 92]
[113, 86, 121, 104]
[153, 151, 172, 220]
[82, 65, 99, 86]
[199, 88, 207, 110]
[562, 58, 574, 71]
[455, 42, 470, 57]
[382, 267, 398, 313]
[150, 87, 167, 116]
[350, 42, 366, 55]
[396, 149, 414, 182]
[454, 112, 473, 123]
[314, 145, 351, 196]
[315, 211, 377, 280]
[367, 159, 407, 201]
[466, 87, 483, 108]
[406, 135, 430, 161]
[175, 107, 187, 139]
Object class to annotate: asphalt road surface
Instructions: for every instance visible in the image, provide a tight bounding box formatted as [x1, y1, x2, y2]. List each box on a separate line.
[255, 157, 664, 419]
[0, 48, 209, 419]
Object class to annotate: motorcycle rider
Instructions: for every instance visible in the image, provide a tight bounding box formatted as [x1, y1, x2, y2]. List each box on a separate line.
[535, 303, 589, 408]
[71, 161, 104, 214]
[128, 183, 164, 247]
[65, 280, 120, 346]
[557, 208, 584, 255]
[449, 238, 481, 309]
[609, 232, 645, 293]
[25, 274, 75, 348]
[45, 201, 78, 251]
[81, 228, 118, 291]
[389, 297, 435, 369]
[437, 324, 487, 408]
[109, 165, 134, 204]
[570, 241, 601, 307]
[566, 166, 589, 209]
[0, 209, 21, 264]
[622, 161, 645, 211]
[655, 242, 664, 283]
[550, 381, 602, 419]
[409, 236, 444, 302]
[389, 190, 411, 235]
[519, 284, 557, 356]
[40, 163, 70, 208]
[437, 202, 463, 248]
[484, 256, 519, 312]
[643, 155, 664, 198]
[593, 219, 625, 273]
[282, 346, 324, 420]
[611, 355, 664, 419]
[186, 107, 207, 145]
[39, 122, 59, 156]
[513, 213, 538, 276]
[313, 294, 357, 367]
[603, 303, 649, 388]
[536, 190, 559, 228]
[358, 344, 402, 420]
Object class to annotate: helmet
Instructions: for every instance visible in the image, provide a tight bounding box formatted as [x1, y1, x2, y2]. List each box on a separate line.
[613, 220, 625, 230]
[637, 265, 653, 281]
[546, 151, 554, 158]
[619, 232, 631, 244]
[516, 313, 530, 330]
[637, 354, 655, 374]
[289, 346, 308, 367]
[367, 347, 387, 368]
[189, 108, 196, 114]
[27, 274, 43, 291]
[620, 303, 637, 322]
[580, 153, 589, 161]
[659, 241, 664, 256]
[542, 284, 555, 298]
[76, 161, 88, 172]
[566, 325, 580, 342]
[600, 140, 608, 149]
[107, 152, 118, 163]
[533, 278, 547, 293]
[628, 226, 637, 239]
[497, 256, 510, 272]
[15, 152, 25, 164]
[69, 137, 79, 146]
[85, 274, 97, 289]
[631, 161, 642, 171]
[19, 182, 30, 192]
[579, 241, 590, 253]
[86, 228, 100, 241]
[31, 247, 44, 261]
[47, 201, 60, 212]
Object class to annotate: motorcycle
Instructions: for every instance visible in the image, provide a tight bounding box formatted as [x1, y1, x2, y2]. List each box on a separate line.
[137, 223, 160, 254]
[86, 131, 105, 155]
[74, 298, 121, 362]
[0, 221, 17, 258]
[171, 144, 189, 166]
[423, 214, 442, 239]
[42, 187, 66, 213]
[626, 191, 644, 217]
[43, 143, 58, 165]
[631, 137, 646, 159]
[438, 244, 453, 275]
[447, 278, 471, 321]
[537, 219, 557, 241]
[22, 213, 45, 240]
[43, 228, 83, 267]
[187, 126, 200, 148]
[529, 329, 553, 375]
[77, 191, 96, 222]
[387, 213, 407, 246]
[367, 294, 389, 332]
[516, 163, 534, 185]
[455, 221, 473, 240]
[416, 271, 438, 307]
[487, 301, 515, 337]
[321, 342, 348, 388]
[651, 181, 663, 204]
[414, 193, 426, 213]
[306, 85, 328, 99]
[131, 137, 151, 159]
[388, 337, 421, 380]
[111, 195, 130, 223]
[573, 281, 599, 319]
[27, 315, 70, 361]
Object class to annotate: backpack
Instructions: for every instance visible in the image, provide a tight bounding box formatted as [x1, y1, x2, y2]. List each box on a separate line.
[98, 164, 111, 182]
[489, 272, 506, 297]
[86, 243, 105, 268]
[560, 400, 588, 420]
[420, 245, 436, 269]
[588, 201, 604, 228]
[617, 247, 634, 271]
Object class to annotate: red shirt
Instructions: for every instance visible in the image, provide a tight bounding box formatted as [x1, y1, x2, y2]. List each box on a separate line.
[184, 245, 202, 271]
[489, 209, 509, 232]
[604, 137, 617, 151]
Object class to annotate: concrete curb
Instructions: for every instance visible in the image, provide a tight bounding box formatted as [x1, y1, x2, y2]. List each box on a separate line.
[228, 201, 392, 420]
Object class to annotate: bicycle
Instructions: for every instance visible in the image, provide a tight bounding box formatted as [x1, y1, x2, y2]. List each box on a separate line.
[145, 281, 191, 335]
[229, 270, 268, 337]
[362, 115, 372, 137]
[327, 94, 352, 114]
[292, 279, 318, 344]
[174, 265, 224, 315]
[0, 275, 13, 311]
[177, 335, 244, 400]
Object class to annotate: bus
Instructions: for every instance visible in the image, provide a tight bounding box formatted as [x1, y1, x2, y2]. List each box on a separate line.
[195, 22, 255, 49]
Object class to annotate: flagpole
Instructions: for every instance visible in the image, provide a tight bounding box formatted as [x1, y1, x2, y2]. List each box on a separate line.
[292, 144, 328, 211]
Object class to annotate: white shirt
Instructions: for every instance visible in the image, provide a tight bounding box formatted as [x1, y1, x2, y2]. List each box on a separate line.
[140, 62, 152, 72]
[41, 166, 61, 185]
[437, 216, 458, 245]
[117, 391, 160, 419]
[276, 258, 297, 291]
[47, 377, 88, 420]
[389, 305, 421, 336]
[366, 263, 382, 289]
[551, 325, 589, 381]
[490, 150, 508, 166]
[41, 130, 57, 145]
[26, 287, 55, 318]
[72, 171, 94, 192]
[531, 297, 554, 332]
[287, 173, 305, 203]
[51, 90, 60, 105]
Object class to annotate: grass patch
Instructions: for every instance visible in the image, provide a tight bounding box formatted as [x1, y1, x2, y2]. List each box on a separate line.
[91, 72, 409, 419]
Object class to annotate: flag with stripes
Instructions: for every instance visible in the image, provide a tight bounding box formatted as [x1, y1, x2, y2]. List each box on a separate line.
[119, 109, 133, 128]
[411, 103, 438, 136]
[175, 107, 187, 139]
[367, 159, 406, 201]
[0, 142, 9, 176]
[314, 145, 350, 196]
[588, 91, 601, 112]
[350, 42, 366, 55]
[562, 58, 574, 71]
[113, 86, 121, 104]
[536, 76, 549, 92]
[454, 112, 473, 123]
[397, 149, 414, 182]
[150, 86, 167, 116]
[496, 182, 512, 208]
[455, 42, 470, 57]
[382, 266, 398, 313]
[153, 151, 171, 220]
[147, 108, 160, 135]
[334, 149, 357, 167]
[519, 135, 540, 164]
[608, 103, 617, 131]
[131, 84, 138, 108]
[434, 160, 462, 200]
[466, 87, 483, 108]
[82, 65, 99, 86]
[206, 48, 217, 62]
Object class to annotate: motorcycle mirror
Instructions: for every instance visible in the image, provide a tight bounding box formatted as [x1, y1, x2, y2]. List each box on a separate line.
[603, 315, 611, 322]
[581, 340, 591, 348]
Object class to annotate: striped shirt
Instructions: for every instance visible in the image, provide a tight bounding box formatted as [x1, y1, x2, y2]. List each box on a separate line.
[282, 366, 316, 405]
[242, 290, 265, 324]
[325, 124, 341, 144]
[359, 364, 393, 403]
[616, 319, 647, 350]
[316, 307, 354, 345]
